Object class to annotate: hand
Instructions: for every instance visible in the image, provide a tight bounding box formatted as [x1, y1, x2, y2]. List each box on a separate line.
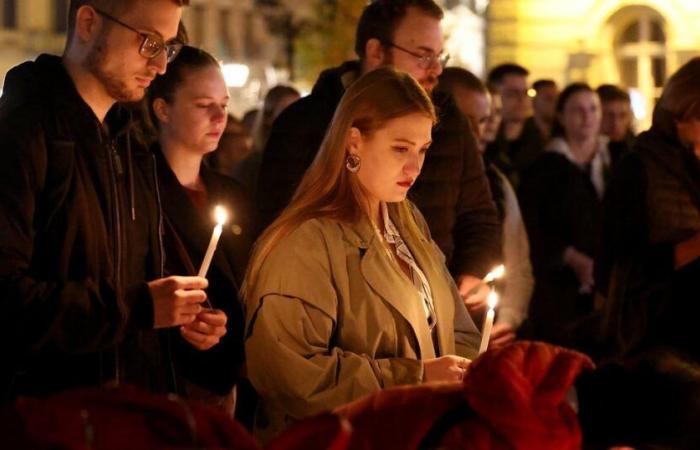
[563, 247, 594, 292]
[180, 309, 228, 351]
[423, 355, 471, 383]
[675, 230, 700, 269]
[148, 276, 208, 329]
[489, 322, 516, 349]
[457, 275, 491, 314]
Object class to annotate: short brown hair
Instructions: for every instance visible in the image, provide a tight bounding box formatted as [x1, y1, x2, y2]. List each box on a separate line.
[67, 0, 189, 37]
[653, 57, 700, 137]
[355, 0, 443, 59]
[436, 67, 487, 96]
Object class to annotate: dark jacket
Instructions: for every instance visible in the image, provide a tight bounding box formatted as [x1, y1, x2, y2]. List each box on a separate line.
[256, 61, 500, 277]
[155, 147, 253, 394]
[596, 128, 700, 359]
[485, 116, 546, 189]
[0, 55, 169, 400]
[519, 150, 605, 346]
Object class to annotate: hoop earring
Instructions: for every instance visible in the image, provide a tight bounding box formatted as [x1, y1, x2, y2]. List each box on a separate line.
[346, 154, 361, 173]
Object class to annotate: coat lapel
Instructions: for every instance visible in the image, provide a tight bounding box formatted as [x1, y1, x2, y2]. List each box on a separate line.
[341, 216, 436, 359]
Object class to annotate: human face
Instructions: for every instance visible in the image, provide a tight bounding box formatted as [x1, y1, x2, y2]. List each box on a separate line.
[86, 0, 181, 103]
[482, 93, 503, 147]
[601, 100, 633, 142]
[452, 86, 490, 142]
[533, 85, 559, 122]
[159, 65, 230, 155]
[560, 90, 601, 143]
[350, 113, 433, 208]
[496, 74, 532, 122]
[383, 7, 444, 93]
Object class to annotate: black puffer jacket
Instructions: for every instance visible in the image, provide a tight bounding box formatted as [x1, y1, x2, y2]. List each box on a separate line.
[0, 55, 170, 400]
[256, 61, 500, 277]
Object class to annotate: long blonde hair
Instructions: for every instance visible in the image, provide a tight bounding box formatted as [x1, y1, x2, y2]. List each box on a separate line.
[244, 67, 436, 294]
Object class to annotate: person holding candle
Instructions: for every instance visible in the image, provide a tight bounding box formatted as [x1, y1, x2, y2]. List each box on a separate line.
[242, 67, 480, 441]
[146, 46, 255, 412]
[519, 83, 610, 348]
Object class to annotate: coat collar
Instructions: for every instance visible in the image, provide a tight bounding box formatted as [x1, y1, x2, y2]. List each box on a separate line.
[337, 203, 456, 358]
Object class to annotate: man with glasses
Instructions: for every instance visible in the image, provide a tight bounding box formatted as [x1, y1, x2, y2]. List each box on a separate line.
[257, 0, 501, 312]
[485, 63, 546, 189]
[0, 0, 227, 400]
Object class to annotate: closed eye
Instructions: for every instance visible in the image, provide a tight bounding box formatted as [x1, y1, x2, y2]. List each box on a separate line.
[393, 146, 409, 153]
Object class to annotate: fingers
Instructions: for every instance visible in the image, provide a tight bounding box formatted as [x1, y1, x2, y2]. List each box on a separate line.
[196, 310, 227, 327]
[171, 275, 209, 291]
[180, 324, 225, 350]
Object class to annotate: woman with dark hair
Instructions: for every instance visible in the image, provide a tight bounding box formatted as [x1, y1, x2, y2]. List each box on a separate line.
[243, 67, 480, 441]
[147, 46, 255, 413]
[519, 83, 610, 347]
[597, 58, 700, 361]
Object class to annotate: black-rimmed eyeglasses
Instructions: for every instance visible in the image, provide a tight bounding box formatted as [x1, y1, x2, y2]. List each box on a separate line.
[383, 40, 450, 70]
[94, 8, 183, 63]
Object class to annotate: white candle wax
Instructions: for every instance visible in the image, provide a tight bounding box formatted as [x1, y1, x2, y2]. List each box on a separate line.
[198, 223, 222, 278]
[478, 290, 499, 354]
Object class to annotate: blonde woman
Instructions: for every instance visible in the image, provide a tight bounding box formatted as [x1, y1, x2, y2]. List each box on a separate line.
[243, 67, 481, 440]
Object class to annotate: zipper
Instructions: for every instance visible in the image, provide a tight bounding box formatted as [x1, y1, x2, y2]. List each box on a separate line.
[106, 139, 123, 385]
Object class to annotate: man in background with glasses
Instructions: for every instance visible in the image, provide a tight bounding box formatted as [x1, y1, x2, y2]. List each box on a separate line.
[257, 0, 501, 316]
[0, 0, 227, 401]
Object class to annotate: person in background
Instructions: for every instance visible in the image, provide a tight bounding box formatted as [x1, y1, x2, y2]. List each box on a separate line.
[244, 67, 480, 442]
[519, 83, 610, 348]
[256, 0, 501, 317]
[147, 46, 255, 413]
[206, 115, 253, 180]
[531, 79, 559, 141]
[436, 67, 533, 349]
[597, 58, 700, 362]
[233, 85, 300, 194]
[597, 84, 636, 165]
[485, 63, 546, 189]
[241, 108, 258, 137]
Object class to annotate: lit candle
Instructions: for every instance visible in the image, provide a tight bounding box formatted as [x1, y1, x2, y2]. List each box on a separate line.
[198, 206, 228, 278]
[483, 264, 506, 284]
[478, 290, 499, 354]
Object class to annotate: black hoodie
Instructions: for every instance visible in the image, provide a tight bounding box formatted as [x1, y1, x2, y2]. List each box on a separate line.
[0, 54, 172, 400]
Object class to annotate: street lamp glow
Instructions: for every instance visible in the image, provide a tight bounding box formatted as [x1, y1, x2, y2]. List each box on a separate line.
[221, 63, 250, 88]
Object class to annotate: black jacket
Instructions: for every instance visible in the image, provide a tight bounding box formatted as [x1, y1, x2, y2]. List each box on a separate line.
[155, 147, 254, 394]
[485, 116, 546, 190]
[255, 61, 500, 277]
[0, 55, 169, 400]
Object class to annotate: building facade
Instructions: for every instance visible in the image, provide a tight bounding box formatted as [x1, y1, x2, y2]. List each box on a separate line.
[486, 0, 700, 126]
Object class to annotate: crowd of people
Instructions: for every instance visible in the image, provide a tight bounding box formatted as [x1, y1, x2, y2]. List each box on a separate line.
[1, 0, 700, 448]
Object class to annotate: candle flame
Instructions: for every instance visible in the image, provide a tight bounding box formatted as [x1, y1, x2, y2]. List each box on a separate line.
[487, 290, 499, 310]
[214, 206, 228, 225]
[484, 264, 506, 283]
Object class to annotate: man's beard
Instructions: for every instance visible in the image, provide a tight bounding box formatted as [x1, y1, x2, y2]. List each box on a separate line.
[85, 32, 145, 103]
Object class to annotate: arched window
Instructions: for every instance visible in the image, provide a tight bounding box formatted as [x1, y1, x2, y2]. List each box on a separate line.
[2, 0, 17, 29]
[615, 10, 666, 101]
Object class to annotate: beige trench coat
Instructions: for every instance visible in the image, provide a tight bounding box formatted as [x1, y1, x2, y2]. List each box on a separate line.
[244, 203, 481, 441]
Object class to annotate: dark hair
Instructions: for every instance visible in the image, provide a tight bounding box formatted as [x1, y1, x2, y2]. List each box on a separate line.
[436, 67, 487, 95]
[68, 0, 189, 38]
[550, 82, 597, 138]
[486, 63, 529, 89]
[596, 84, 630, 104]
[252, 85, 301, 152]
[147, 45, 219, 127]
[652, 57, 700, 138]
[355, 0, 443, 59]
[532, 79, 557, 92]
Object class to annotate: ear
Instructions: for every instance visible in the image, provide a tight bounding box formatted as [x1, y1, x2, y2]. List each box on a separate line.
[364, 38, 387, 71]
[74, 5, 101, 43]
[152, 98, 170, 125]
[347, 127, 363, 155]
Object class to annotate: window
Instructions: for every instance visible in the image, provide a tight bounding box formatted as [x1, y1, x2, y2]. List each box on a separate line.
[2, 0, 17, 29]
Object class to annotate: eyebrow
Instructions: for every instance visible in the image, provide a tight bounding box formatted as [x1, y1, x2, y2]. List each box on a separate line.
[394, 138, 433, 147]
[416, 46, 442, 55]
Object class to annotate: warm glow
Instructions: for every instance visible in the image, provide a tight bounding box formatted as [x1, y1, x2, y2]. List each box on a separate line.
[221, 63, 249, 88]
[484, 264, 506, 283]
[487, 290, 499, 310]
[214, 206, 228, 225]
[528, 88, 536, 98]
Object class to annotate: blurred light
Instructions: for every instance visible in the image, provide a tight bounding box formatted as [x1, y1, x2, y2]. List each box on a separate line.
[221, 63, 249, 88]
[528, 88, 536, 98]
[629, 88, 646, 121]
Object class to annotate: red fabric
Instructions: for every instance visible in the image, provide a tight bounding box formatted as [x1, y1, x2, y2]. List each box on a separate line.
[267, 413, 352, 450]
[185, 186, 209, 211]
[1, 385, 260, 450]
[331, 341, 594, 450]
